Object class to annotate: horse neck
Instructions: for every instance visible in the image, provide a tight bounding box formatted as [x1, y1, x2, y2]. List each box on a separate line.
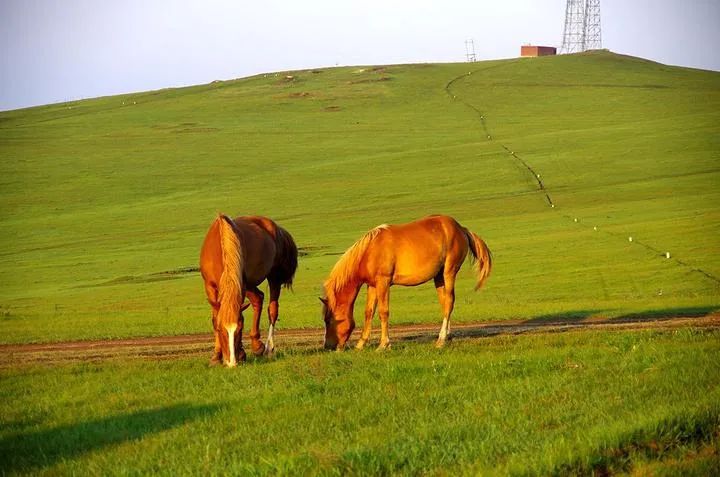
[329, 279, 362, 318]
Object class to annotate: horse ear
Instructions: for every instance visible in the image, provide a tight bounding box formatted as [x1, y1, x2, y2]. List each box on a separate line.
[241, 302, 251, 312]
[318, 297, 328, 306]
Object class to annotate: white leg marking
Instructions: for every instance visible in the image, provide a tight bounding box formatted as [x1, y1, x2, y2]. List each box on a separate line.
[438, 317, 449, 342]
[266, 323, 275, 354]
[226, 323, 237, 367]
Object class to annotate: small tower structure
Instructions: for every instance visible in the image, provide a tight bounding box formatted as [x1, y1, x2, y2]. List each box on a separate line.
[560, 0, 602, 53]
[465, 39, 477, 62]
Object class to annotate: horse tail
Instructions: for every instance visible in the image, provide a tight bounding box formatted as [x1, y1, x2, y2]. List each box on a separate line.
[216, 214, 244, 328]
[275, 225, 298, 290]
[463, 227, 492, 290]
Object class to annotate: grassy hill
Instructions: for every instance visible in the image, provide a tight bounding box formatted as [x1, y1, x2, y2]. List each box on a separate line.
[1, 51, 719, 476]
[1, 50, 718, 343]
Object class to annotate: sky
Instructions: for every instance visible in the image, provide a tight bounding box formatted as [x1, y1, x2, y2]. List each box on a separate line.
[1, 0, 719, 111]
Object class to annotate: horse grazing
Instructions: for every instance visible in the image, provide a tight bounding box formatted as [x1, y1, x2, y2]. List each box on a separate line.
[320, 215, 491, 350]
[200, 214, 297, 367]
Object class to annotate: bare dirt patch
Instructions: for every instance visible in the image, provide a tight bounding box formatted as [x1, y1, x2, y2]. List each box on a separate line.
[348, 76, 392, 85]
[1, 314, 717, 368]
[174, 127, 220, 134]
[80, 267, 199, 288]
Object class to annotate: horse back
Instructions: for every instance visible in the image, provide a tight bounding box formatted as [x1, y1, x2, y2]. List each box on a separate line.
[237, 216, 277, 238]
[363, 215, 467, 286]
[235, 216, 298, 287]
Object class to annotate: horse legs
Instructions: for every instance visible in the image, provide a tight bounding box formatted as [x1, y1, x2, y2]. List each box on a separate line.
[210, 310, 223, 366]
[436, 271, 457, 348]
[264, 282, 281, 356]
[376, 281, 391, 351]
[234, 314, 247, 363]
[356, 285, 377, 350]
[434, 272, 446, 314]
[246, 287, 266, 356]
[204, 282, 224, 366]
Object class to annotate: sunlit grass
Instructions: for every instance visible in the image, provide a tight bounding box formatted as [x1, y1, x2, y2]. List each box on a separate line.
[1, 328, 718, 475]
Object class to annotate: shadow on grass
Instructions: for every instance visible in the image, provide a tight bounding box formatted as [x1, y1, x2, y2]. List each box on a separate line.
[613, 306, 718, 322]
[389, 305, 719, 346]
[551, 408, 720, 476]
[251, 304, 720, 356]
[522, 309, 609, 325]
[523, 306, 718, 326]
[0, 403, 221, 473]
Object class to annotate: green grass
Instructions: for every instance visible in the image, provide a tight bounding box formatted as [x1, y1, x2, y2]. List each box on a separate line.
[1, 328, 718, 475]
[2, 51, 719, 474]
[1, 51, 719, 343]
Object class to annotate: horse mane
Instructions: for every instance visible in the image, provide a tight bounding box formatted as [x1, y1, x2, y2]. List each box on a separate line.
[217, 214, 244, 327]
[324, 225, 388, 302]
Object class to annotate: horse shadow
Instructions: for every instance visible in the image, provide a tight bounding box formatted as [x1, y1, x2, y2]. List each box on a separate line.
[610, 305, 718, 322]
[520, 309, 608, 325]
[0, 403, 221, 473]
[523, 305, 717, 326]
[382, 305, 719, 345]
[246, 305, 719, 357]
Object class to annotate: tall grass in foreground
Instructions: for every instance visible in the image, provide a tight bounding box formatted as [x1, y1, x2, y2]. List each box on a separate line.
[1, 328, 718, 475]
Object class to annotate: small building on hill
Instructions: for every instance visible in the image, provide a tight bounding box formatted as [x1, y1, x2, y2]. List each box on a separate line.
[520, 45, 557, 57]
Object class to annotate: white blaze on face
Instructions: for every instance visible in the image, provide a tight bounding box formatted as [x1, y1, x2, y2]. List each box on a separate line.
[226, 323, 238, 367]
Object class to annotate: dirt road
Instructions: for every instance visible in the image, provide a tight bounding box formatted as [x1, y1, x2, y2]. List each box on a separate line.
[2, 314, 718, 367]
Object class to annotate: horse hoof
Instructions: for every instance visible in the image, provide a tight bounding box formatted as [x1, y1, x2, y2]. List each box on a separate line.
[263, 345, 275, 357]
[376, 343, 391, 352]
[355, 340, 366, 350]
[252, 342, 266, 356]
[238, 348, 247, 362]
[208, 357, 222, 367]
[435, 340, 446, 349]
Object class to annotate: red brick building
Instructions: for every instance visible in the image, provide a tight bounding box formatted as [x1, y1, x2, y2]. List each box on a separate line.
[520, 45, 557, 57]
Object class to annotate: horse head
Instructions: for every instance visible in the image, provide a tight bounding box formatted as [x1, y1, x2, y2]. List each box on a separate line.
[217, 301, 251, 367]
[319, 297, 355, 350]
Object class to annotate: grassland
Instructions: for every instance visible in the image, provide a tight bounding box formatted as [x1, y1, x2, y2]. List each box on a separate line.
[1, 328, 718, 475]
[0, 50, 718, 343]
[1, 51, 719, 475]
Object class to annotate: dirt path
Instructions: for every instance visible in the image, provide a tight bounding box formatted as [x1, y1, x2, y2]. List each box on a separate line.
[2, 314, 718, 368]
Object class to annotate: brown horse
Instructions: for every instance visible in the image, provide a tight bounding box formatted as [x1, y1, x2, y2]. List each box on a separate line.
[320, 215, 491, 350]
[200, 214, 297, 367]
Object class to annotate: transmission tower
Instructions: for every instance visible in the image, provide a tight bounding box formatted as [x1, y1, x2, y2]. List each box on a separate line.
[465, 39, 477, 62]
[560, 0, 602, 54]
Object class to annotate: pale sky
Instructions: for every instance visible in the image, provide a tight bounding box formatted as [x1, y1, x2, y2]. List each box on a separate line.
[1, 0, 719, 111]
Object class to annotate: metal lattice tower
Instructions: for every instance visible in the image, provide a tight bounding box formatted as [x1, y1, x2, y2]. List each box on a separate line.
[560, 0, 602, 54]
[465, 39, 477, 62]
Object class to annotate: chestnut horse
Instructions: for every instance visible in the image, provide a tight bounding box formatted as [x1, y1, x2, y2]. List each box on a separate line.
[200, 214, 297, 367]
[320, 215, 491, 350]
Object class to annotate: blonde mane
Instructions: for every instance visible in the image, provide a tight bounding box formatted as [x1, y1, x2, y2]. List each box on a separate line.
[324, 225, 388, 302]
[217, 215, 243, 327]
